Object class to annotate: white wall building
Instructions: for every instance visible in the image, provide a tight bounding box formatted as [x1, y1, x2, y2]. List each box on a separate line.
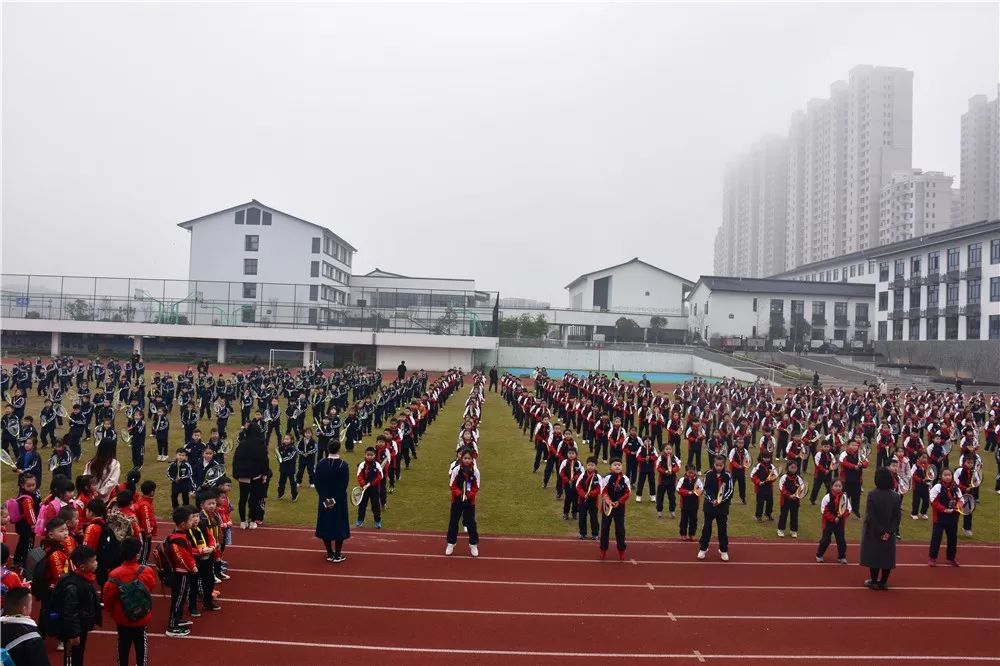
[178, 200, 356, 327]
[960, 89, 1000, 227]
[686, 277, 874, 348]
[879, 169, 954, 245]
[565, 258, 692, 314]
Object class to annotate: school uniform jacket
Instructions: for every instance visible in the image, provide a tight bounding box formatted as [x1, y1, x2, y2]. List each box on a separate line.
[449, 465, 480, 505]
[599, 472, 631, 508]
[820, 491, 851, 525]
[701, 471, 733, 513]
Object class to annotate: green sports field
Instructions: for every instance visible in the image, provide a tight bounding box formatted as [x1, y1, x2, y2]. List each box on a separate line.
[6, 377, 997, 546]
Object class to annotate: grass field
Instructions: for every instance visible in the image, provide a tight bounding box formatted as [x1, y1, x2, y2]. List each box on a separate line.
[4, 375, 997, 547]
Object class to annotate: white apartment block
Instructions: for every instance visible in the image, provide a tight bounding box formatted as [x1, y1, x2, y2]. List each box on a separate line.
[878, 169, 954, 244]
[715, 135, 787, 277]
[960, 89, 1000, 227]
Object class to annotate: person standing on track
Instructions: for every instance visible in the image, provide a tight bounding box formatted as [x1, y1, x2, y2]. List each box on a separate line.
[315, 440, 351, 563]
[859, 468, 900, 589]
[488, 366, 498, 393]
[598, 458, 630, 560]
[697, 455, 733, 561]
[446, 448, 480, 557]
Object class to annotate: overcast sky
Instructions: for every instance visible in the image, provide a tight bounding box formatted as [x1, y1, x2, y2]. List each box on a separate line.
[3, 2, 997, 306]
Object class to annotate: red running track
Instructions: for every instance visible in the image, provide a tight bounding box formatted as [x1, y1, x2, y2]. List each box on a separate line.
[37, 527, 999, 665]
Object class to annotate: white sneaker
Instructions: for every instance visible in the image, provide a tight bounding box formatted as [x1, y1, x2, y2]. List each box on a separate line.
[445, 543, 455, 556]
[720, 552, 729, 562]
[648, 497, 653, 503]
[777, 530, 785, 537]
[791, 531, 798, 539]
[635, 496, 641, 503]
[240, 522, 248, 530]
[697, 550, 706, 560]
[815, 556, 823, 563]
[469, 545, 479, 558]
[910, 515, 919, 520]
[248, 522, 258, 530]
[964, 530, 973, 537]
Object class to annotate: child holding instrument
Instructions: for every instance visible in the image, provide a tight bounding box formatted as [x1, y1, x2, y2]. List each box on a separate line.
[697, 455, 732, 561]
[928, 468, 961, 567]
[558, 448, 583, 520]
[751, 452, 777, 522]
[598, 458, 630, 560]
[445, 448, 479, 557]
[815, 478, 850, 563]
[656, 445, 680, 518]
[777, 460, 806, 538]
[575, 456, 601, 540]
[676, 465, 702, 541]
[634, 436, 657, 503]
[355, 447, 383, 528]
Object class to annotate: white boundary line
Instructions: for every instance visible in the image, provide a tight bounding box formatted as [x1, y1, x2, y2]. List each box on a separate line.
[239, 525, 1000, 549]
[85, 632, 1000, 661]
[213, 597, 1000, 622]
[225, 543, 1000, 568]
[225, 568, 998, 593]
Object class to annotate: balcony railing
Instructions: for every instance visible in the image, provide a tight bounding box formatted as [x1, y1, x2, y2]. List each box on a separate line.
[962, 266, 982, 280]
[925, 272, 941, 285]
[961, 303, 981, 316]
[945, 270, 961, 283]
[907, 307, 921, 318]
[854, 320, 871, 329]
[833, 318, 850, 328]
[944, 304, 960, 316]
[888, 310, 906, 321]
[889, 277, 906, 288]
[923, 307, 939, 318]
[811, 316, 827, 327]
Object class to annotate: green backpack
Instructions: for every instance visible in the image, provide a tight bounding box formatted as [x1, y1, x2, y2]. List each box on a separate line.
[107, 566, 152, 622]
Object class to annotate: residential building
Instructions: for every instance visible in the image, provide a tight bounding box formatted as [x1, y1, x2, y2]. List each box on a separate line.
[685, 277, 875, 348]
[960, 89, 1000, 227]
[878, 169, 954, 244]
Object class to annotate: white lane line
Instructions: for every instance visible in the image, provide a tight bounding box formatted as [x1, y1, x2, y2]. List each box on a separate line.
[694, 650, 706, 663]
[196, 596, 1000, 622]
[224, 568, 998, 593]
[85, 632, 1000, 660]
[225, 543, 1000, 568]
[647, 582, 656, 591]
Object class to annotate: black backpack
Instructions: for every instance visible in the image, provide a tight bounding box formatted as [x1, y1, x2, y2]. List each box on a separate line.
[27, 547, 54, 602]
[152, 537, 183, 588]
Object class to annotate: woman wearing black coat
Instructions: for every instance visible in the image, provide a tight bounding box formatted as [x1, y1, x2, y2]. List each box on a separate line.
[314, 440, 351, 562]
[233, 419, 270, 529]
[859, 467, 901, 589]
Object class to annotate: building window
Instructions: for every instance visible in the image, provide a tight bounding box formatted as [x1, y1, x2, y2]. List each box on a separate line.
[989, 315, 1000, 340]
[849, 265, 856, 278]
[927, 251, 939, 273]
[244, 235, 259, 252]
[893, 290, 904, 310]
[910, 256, 921, 275]
[693, 303, 697, 316]
[242, 283, 257, 299]
[770, 299, 783, 315]
[833, 269, 840, 281]
[908, 318, 920, 340]
[946, 283, 959, 306]
[311, 237, 321, 254]
[235, 210, 245, 225]
[990, 239, 1000, 264]
[967, 279, 981, 305]
[927, 284, 939, 307]
[752, 298, 757, 312]
[877, 321, 887, 341]
[946, 247, 960, 271]
[310, 261, 320, 278]
[926, 317, 938, 340]
[967, 316, 981, 340]
[308, 308, 318, 325]
[945, 316, 959, 340]
[909, 287, 921, 309]
[968, 243, 982, 269]
[855, 303, 869, 323]
[704, 302, 709, 315]
[834, 302, 848, 325]
[243, 258, 257, 275]
[309, 285, 318, 301]
[894, 259, 905, 277]
[811, 301, 826, 325]
[990, 277, 1000, 302]
[262, 211, 272, 226]
[246, 207, 261, 225]
[892, 320, 903, 340]
[878, 292, 888, 311]
[868, 260, 876, 274]
[240, 305, 255, 323]
[878, 263, 889, 281]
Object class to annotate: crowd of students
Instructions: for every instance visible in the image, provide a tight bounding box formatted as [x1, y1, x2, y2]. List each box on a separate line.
[502, 369, 997, 564]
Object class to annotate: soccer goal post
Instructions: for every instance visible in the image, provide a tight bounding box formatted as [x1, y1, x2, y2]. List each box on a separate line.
[269, 348, 316, 370]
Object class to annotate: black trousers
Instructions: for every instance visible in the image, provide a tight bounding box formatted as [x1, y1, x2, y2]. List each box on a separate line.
[542, 455, 558, 486]
[656, 478, 676, 513]
[844, 481, 862, 517]
[731, 469, 747, 503]
[169, 574, 192, 628]
[699, 508, 729, 552]
[595, 436, 608, 461]
[357, 487, 382, 523]
[189, 558, 215, 610]
[296, 456, 315, 485]
[817, 521, 847, 559]
[239, 479, 266, 522]
[778, 500, 800, 531]
[533, 443, 547, 472]
[578, 497, 598, 537]
[810, 473, 831, 503]
[679, 504, 698, 536]
[599, 507, 626, 552]
[755, 489, 774, 519]
[116, 625, 147, 666]
[929, 520, 958, 560]
[63, 632, 88, 666]
[635, 464, 655, 497]
[277, 462, 298, 499]
[911, 484, 930, 516]
[687, 445, 702, 471]
[447, 501, 478, 545]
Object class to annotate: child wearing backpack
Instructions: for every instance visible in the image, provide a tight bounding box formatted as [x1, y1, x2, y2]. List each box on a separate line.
[158, 506, 198, 637]
[34, 476, 74, 539]
[103, 537, 156, 666]
[27, 517, 70, 644]
[135, 481, 158, 565]
[8, 473, 39, 568]
[1, 587, 48, 666]
[71, 475, 97, 533]
[214, 477, 233, 581]
[1, 543, 27, 594]
[48, 545, 101, 665]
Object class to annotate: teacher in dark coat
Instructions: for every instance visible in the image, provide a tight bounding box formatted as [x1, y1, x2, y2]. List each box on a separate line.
[233, 419, 270, 529]
[859, 467, 900, 590]
[315, 440, 351, 562]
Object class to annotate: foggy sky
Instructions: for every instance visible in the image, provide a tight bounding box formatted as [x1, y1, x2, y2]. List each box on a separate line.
[2, 2, 997, 306]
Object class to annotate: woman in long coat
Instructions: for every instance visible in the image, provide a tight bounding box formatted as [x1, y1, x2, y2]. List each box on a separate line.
[859, 467, 900, 589]
[315, 440, 350, 562]
[233, 420, 269, 529]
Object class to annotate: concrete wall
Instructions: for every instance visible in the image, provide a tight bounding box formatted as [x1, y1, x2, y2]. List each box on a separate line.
[376, 346, 473, 372]
[875, 341, 1000, 383]
[496, 346, 759, 382]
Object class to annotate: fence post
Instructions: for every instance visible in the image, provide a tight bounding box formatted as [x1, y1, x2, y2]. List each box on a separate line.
[25, 275, 31, 318]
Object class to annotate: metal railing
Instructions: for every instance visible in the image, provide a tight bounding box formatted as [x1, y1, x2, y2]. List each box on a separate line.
[1, 273, 499, 337]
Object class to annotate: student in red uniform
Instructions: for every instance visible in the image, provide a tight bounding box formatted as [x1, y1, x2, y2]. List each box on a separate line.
[634, 436, 657, 503]
[598, 458, 630, 560]
[697, 455, 733, 561]
[751, 452, 777, 522]
[777, 460, 806, 538]
[10, 473, 39, 568]
[165, 506, 198, 637]
[815, 478, 850, 563]
[445, 449, 480, 557]
[103, 537, 157, 666]
[954, 458, 980, 537]
[676, 465, 702, 541]
[136, 480, 158, 564]
[727, 440, 751, 505]
[354, 447, 383, 528]
[909, 452, 932, 520]
[558, 448, 583, 520]
[188, 490, 221, 618]
[575, 456, 601, 540]
[928, 469, 961, 567]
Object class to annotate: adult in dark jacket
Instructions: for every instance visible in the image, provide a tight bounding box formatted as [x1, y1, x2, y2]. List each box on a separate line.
[55, 545, 102, 664]
[1, 588, 49, 666]
[314, 440, 350, 562]
[397, 361, 407, 381]
[859, 468, 900, 590]
[233, 420, 269, 528]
